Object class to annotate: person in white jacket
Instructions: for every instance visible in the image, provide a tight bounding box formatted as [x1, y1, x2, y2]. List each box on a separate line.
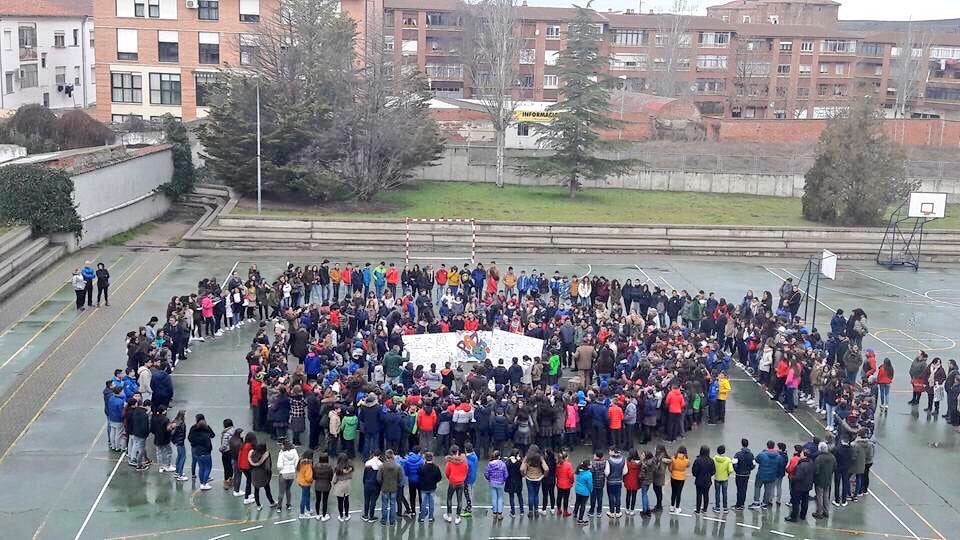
[276, 439, 300, 512]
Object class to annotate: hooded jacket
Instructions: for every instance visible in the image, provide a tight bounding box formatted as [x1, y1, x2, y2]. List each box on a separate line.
[444, 454, 468, 485]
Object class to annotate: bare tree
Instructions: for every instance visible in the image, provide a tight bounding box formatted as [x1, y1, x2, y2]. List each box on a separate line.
[650, 0, 693, 97]
[891, 21, 930, 141]
[460, 0, 522, 188]
[728, 37, 770, 117]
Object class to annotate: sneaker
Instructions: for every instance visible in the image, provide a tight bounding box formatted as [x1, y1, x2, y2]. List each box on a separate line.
[460, 511, 472, 517]
[832, 501, 840, 507]
[842, 501, 848, 507]
[675, 506, 682, 514]
[321, 514, 331, 522]
[175, 475, 189, 481]
[713, 507, 721, 513]
[257, 506, 262, 511]
[454, 516, 462, 524]
[199, 483, 212, 491]
[748, 503, 761, 509]
[233, 490, 243, 497]
[243, 497, 255, 505]
[723, 508, 729, 513]
[443, 514, 452, 522]
[668, 507, 675, 513]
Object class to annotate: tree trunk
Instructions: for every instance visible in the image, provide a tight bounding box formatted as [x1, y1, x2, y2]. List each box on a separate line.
[495, 129, 505, 188]
[569, 174, 577, 199]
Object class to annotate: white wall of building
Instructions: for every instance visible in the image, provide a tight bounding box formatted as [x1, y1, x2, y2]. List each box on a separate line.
[0, 16, 96, 110]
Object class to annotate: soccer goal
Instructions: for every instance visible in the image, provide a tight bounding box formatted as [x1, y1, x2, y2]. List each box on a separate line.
[404, 217, 477, 266]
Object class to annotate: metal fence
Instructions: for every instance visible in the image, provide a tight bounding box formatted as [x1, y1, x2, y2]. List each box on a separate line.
[463, 146, 960, 179]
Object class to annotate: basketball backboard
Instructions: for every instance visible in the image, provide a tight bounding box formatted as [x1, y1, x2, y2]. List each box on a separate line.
[908, 192, 947, 219]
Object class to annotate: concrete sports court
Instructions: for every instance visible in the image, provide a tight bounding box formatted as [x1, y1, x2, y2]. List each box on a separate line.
[0, 246, 956, 540]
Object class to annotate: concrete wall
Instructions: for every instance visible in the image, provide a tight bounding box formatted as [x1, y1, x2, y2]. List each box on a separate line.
[61, 148, 173, 249]
[415, 146, 960, 202]
[0, 145, 27, 164]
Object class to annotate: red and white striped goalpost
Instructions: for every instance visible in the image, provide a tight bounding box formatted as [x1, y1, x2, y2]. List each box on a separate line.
[405, 217, 476, 267]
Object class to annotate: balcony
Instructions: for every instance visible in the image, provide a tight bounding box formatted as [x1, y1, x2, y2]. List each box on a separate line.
[19, 46, 37, 62]
[425, 64, 464, 81]
[426, 13, 462, 32]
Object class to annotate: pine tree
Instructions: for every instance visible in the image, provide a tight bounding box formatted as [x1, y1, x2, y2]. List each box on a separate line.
[519, 1, 639, 199]
[802, 98, 916, 226]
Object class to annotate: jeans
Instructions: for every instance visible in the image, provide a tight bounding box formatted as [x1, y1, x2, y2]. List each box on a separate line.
[607, 483, 622, 514]
[713, 480, 728, 509]
[589, 486, 603, 514]
[735, 475, 749, 507]
[574, 494, 589, 520]
[363, 485, 380, 519]
[300, 485, 312, 514]
[128, 435, 145, 466]
[834, 470, 850, 503]
[753, 479, 774, 505]
[855, 473, 865, 496]
[526, 479, 541, 513]
[789, 489, 809, 520]
[695, 484, 710, 512]
[196, 454, 212, 485]
[175, 444, 186, 475]
[640, 485, 650, 512]
[363, 432, 380, 459]
[878, 383, 891, 406]
[381, 491, 397, 524]
[107, 421, 123, 450]
[156, 443, 173, 470]
[278, 477, 294, 508]
[420, 490, 436, 520]
[825, 403, 837, 430]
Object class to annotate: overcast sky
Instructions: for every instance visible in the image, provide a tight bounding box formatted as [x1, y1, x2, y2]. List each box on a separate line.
[524, 0, 960, 21]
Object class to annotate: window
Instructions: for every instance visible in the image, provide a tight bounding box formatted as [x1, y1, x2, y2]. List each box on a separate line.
[519, 49, 535, 64]
[800, 41, 814, 53]
[90, 30, 95, 48]
[240, 0, 260, 22]
[519, 74, 533, 88]
[21, 64, 38, 88]
[777, 64, 790, 75]
[745, 39, 770, 52]
[835, 63, 847, 75]
[401, 40, 417, 55]
[798, 64, 811, 75]
[72, 29, 80, 46]
[111, 72, 142, 102]
[198, 32, 220, 64]
[861, 42, 884, 57]
[615, 30, 646, 46]
[198, 1, 219, 21]
[91, 65, 96, 85]
[926, 86, 960, 102]
[112, 114, 143, 123]
[817, 84, 828, 96]
[819, 63, 829, 74]
[695, 79, 724, 94]
[776, 85, 787, 97]
[4, 72, 13, 94]
[54, 31, 65, 48]
[611, 54, 647, 70]
[742, 16, 751, 23]
[2, 30, 11, 50]
[545, 51, 559, 66]
[698, 32, 730, 48]
[930, 46, 960, 60]
[240, 34, 258, 65]
[134, 1, 145, 17]
[779, 41, 793, 53]
[384, 35, 395, 51]
[833, 84, 847, 96]
[517, 123, 530, 137]
[195, 72, 220, 107]
[41, 52, 46, 68]
[797, 86, 809, 97]
[401, 14, 417, 27]
[546, 25, 561, 39]
[117, 28, 138, 61]
[696, 55, 727, 70]
[820, 40, 856, 54]
[150, 72, 181, 105]
[768, 15, 779, 24]
[55, 66, 66, 86]
[543, 74, 559, 89]
[737, 60, 770, 75]
[158, 31, 178, 62]
[149, 0, 160, 18]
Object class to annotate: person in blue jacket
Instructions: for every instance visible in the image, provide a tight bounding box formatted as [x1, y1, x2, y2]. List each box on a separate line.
[121, 368, 140, 400]
[81, 261, 96, 307]
[750, 440, 786, 509]
[404, 447, 424, 511]
[471, 264, 486, 299]
[573, 460, 594, 525]
[362, 263, 373, 297]
[358, 394, 384, 459]
[151, 362, 174, 409]
[463, 442, 479, 516]
[105, 385, 126, 451]
[383, 404, 405, 453]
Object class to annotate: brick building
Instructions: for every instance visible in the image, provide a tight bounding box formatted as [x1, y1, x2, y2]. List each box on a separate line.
[93, 0, 960, 122]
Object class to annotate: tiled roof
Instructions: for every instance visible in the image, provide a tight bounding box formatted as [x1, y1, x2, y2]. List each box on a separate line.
[0, 0, 93, 18]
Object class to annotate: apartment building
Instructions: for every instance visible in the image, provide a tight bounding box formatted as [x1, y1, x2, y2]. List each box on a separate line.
[94, 0, 960, 122]
[93, 0, 270, 123]
[1, 1, 96, 111]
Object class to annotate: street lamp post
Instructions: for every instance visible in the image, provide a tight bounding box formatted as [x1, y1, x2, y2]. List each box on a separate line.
[256, 79, 262, 215]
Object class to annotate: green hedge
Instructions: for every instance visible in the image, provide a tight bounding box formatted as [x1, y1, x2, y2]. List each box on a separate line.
[0, 164, 82, 237]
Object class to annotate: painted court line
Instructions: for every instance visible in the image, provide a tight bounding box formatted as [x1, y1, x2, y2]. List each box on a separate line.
[737, 522, 761, 529]
[769, 531, 795, 538]
[847, 269, 960, 308]
[74, 452, 126, 540]
[273, 518, 296, 525]
[208, 535, 231, 540]
[239, 525, 262, 532]
[701, 516, 726, 523]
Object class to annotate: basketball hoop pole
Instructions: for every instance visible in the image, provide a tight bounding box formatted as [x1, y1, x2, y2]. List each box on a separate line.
[470, 218, 476, 265]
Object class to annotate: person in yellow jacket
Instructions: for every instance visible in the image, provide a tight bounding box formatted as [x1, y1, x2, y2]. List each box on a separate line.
[717, 372, 732, 423]
[668, 446, 689, 513]
[503, 267, 517, 298]
[712, 445, 735, 513]
[447, 265, 461, 297]
[297, 449, 315, 519]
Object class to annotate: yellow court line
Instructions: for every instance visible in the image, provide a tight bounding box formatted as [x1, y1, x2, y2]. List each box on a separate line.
[0, 255, 174, 465]
[813, 525, 941, 540]
[101, 520, 250, 540]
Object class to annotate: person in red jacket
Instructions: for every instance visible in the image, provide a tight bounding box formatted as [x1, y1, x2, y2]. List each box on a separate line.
[238, 432, 257, 503]
[417, 404, 438, 453]
[444, 445, 469, 523]
[608, 401, 625, 449]
[876, 357, 894, 410]
[554, 451, 575, 516]
[386, 263, 400, 297]
[624, 449, 643, 515]
[665, 384, 686, 442]
[434, 265, 448, 304]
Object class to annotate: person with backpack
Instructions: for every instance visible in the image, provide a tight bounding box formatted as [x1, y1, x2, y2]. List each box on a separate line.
[296, 450, 315, 519]
[219, 419, 238, 490]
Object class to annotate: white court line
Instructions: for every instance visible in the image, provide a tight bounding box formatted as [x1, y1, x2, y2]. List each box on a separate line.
[208, 535, 231, 540]
[222, 260, 241, 285]
[273, 518, 296, 525]
[674, 512, 693, 517]
[489, 537, 532, 540]
[893, 329, 942, 350]
[74, 452, 126, 540]
[769, 531, 795, 538]
[736, 522, 761, 529]
[584, 263, 593, 277]
[847, 269, 960, 308]
[773, 267, 930, 307]
[239, 525, 262, 532]
[633, 265, 655, 285]
[701, 516, 726, 523]
[659, 275, 676, 291]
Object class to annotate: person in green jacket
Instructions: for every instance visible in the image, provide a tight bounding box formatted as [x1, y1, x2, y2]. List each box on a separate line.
[341, 407, 359, 459]
[712, 445, 734, 512]
[383, 347, 404, 384]
[812, 442, 836, 519]
[548, 353, 561, 387]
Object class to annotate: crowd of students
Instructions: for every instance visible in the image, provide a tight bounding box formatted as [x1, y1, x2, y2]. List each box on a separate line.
[102, 258, 952, 529]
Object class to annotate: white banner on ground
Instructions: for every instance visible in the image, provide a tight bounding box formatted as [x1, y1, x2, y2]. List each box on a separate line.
[401, 330, 544, 368]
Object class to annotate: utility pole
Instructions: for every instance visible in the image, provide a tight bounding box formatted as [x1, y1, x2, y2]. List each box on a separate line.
[256, 80, 262, 215]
